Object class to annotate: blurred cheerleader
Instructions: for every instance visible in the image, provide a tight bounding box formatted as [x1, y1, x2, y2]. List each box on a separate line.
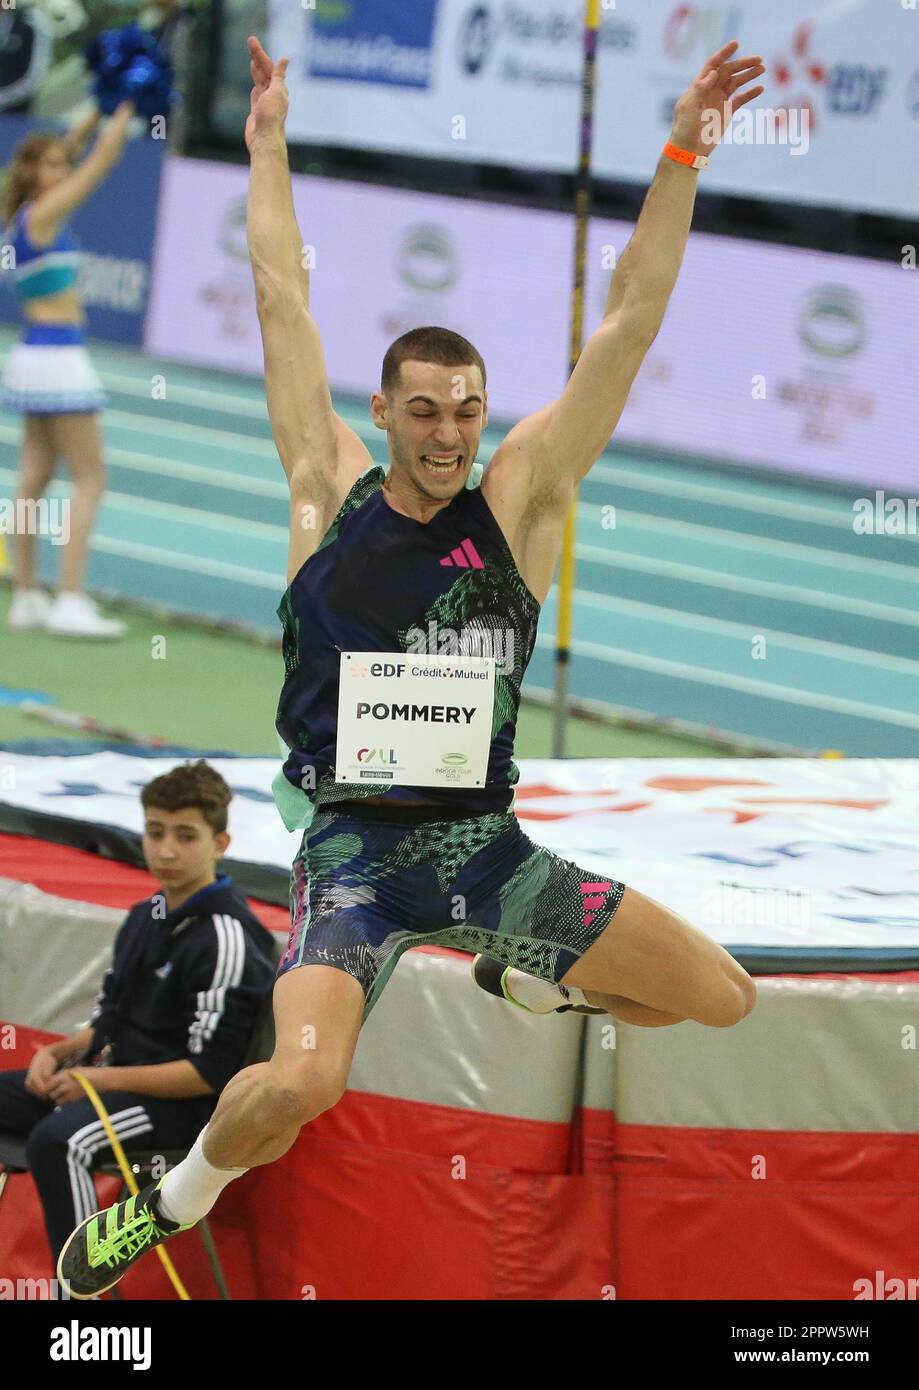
[1, 100, 134, 638]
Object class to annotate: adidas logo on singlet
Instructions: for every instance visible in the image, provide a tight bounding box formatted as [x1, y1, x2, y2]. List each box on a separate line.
[439, 538, 484, 569]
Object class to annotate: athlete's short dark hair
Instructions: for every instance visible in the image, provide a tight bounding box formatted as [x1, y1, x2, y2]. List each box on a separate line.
[381, 326, 486, 398]
[140, 760, 232, 835]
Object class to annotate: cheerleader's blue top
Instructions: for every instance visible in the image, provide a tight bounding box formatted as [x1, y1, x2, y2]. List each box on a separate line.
[6, 201, 80, 301]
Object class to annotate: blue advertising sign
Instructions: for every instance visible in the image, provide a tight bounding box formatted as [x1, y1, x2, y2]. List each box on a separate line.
[307, 0, 439, 90]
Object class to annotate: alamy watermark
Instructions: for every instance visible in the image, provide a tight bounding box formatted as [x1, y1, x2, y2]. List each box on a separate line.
[49, 1320, 151, 1369]
[701, 106, 810, 156]
[699, 882, 811, 933]
[853, 1270, 919, 1299]
[0, 1276, 60, 1298]
[0, 497, 70, 546]
[852, 491, 918, 535]
[404, 621, 515, 675]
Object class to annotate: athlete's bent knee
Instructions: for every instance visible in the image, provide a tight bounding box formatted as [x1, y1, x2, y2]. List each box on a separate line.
[265, 1059, 347, 1127]
[698, 967, 756, 1028]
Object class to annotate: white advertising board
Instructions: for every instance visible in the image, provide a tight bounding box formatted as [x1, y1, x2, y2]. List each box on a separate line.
[266, 0, 919, 218]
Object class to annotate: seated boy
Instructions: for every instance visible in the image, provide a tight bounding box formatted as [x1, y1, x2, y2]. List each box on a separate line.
[0, 760, 276, 1286]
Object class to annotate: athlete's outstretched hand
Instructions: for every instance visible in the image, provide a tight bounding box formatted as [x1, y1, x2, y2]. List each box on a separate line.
[670, 40, 766, 156]
[245, 35, 289, 154]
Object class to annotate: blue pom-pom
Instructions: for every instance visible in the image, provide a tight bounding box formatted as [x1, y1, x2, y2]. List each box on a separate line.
[124, 58, 174, 119]
[84, 22, 174, 122]
[123, 56, 158, 94]
[91, 76, 123, 116]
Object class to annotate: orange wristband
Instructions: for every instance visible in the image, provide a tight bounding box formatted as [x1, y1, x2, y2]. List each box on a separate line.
[663, 140, 709, 171]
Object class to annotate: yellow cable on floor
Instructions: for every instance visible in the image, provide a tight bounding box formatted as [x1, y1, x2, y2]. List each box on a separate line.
[71, 1070, 191, 1301]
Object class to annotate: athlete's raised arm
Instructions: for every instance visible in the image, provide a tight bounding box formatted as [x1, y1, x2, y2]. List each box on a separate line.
[503, 40, 766, 504]
[245, 36, 371, 582]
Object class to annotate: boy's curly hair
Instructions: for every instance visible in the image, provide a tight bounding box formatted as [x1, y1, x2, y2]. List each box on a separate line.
[140, 760, 232, 834]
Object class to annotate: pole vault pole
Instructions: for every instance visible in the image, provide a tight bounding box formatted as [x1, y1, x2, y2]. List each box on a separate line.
[552, 0, 600, 758]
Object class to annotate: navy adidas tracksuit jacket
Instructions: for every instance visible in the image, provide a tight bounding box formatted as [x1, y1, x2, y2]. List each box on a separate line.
[87, 875, 277, 1092]
[0, 876, 278, 1274]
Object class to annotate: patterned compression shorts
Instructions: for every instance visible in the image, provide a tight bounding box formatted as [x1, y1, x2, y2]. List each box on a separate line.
[278, 807, 626, 1019]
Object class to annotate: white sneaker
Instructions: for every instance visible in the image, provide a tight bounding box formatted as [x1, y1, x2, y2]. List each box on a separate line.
[471, 956, 606, 1014]
[8, 587, 52, 631]
[46, 591, 126, 640]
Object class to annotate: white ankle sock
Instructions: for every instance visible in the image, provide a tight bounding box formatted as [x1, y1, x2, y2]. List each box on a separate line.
[503, 968, 588, 1013]
[157, 1129, 248, 1226]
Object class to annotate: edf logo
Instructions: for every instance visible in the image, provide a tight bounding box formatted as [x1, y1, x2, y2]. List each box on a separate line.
[826, 65, 888, 116]
[370, 662, 405, 677]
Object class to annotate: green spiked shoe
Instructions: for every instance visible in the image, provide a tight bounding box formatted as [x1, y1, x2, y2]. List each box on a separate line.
[57, 1177, 195, 1299]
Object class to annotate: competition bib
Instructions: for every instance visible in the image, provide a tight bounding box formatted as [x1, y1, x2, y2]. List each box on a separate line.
[335, 651, 496, 789]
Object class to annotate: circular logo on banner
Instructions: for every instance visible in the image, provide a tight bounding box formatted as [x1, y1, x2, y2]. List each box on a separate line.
[442, 754, 468, 766]
[908, 71, 919, 118]
[397, 224, 457, 293]
[219, 198, 250, 261]
[459, 4, 493, 76]
[799, 285, 865, 359]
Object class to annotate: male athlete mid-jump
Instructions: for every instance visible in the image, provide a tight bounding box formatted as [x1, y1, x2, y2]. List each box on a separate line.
[59, 35, 765, 1296]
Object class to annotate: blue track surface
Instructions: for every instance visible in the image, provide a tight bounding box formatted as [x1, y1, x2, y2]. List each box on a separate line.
[2, 329, 917, 755]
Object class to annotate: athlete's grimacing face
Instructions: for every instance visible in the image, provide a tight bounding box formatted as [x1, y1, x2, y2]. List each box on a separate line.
[371, 360, 488, 502]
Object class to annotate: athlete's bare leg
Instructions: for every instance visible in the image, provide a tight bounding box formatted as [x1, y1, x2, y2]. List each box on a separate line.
[562, 886, 755, 1028]
[583, 992, 689, 1026]
[202, 965, 365, 1170]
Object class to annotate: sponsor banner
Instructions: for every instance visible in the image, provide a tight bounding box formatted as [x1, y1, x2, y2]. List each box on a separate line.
[143, 154, 568, 417]
[1, 753, 919, 956]
[0, 114, 165, 346]
[145, 156, 918, 490]
[308, 0, 439, 88]
[265, 0, 918, 218]
[583, 222, 919, 491]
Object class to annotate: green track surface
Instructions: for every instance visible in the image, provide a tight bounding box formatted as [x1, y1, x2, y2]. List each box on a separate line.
[0, 586, 729, 758]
